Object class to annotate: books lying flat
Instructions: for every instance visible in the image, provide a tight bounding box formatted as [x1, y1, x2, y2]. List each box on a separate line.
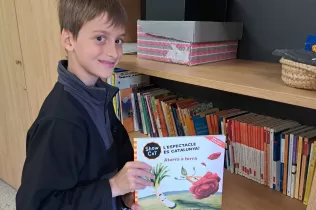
[134, 135, 226, 210]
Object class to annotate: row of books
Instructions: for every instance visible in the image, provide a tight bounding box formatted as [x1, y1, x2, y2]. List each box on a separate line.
[106, 68, 150, 132]
[128, 83, 316, 206]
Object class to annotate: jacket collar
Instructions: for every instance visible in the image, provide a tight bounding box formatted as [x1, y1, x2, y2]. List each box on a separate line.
[57, 60, 118, 105]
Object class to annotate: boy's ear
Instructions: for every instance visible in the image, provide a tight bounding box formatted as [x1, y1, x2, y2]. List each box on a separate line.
[61, 29, 75, 52]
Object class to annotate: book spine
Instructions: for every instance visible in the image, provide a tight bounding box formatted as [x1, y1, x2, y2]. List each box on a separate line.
[119, 88, 134, 132]
[138, 93, 147, 134]
[291, 137, 297, 198]
[235, 120, 241, 175]
[245, 122, 249, 178]
[250, 125, 260, 182]
[243, 122, 247, 177]
[168, 105, 178, 136]
[133, 89, 143, 132]
[171, 106, 182, 136]
[287, 134, 294, 196]
[142, 95, 152, 136]
[264, 128, 268, 186]
[260, 127, 265, 185]
[228, 120, 235, 173]
[146, 95, 157, 137]
[131, 93, 138, 131]
[206, 115, 213, 135]
[274, 133, 281, 191]
[250, 124, 255, 181]
[161, 101, 173, 136]
[256, 125, 260, 183]
[280, 134, 285, 192]
[283, 134, 289, 195]
[270, 130, 274, 189]
[154, 99, 163, 137]
[238, 121, 243, 176]
[152, 98, 162, 137]
[299, 139, 309, 201]
[303, 142, 316, 205]
[247, 124, 252, 180]
[295, 137, 303, 199]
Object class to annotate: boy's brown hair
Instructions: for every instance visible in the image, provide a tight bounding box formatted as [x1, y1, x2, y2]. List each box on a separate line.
[58, 0, 127, 39]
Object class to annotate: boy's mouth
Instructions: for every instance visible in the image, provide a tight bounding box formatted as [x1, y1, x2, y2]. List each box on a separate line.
[98, 60, 116, 68]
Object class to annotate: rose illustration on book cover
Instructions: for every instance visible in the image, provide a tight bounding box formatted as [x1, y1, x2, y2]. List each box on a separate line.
[145, 152, 222, 209]
[175, 152, 222, 200]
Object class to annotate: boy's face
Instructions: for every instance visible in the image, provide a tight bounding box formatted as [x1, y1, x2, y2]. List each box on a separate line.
[62, 13, 125, 86]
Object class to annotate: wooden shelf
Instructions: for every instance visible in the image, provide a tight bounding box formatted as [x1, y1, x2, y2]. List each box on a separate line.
[117, 55, 316, 110]
[128, 131, 306, 210]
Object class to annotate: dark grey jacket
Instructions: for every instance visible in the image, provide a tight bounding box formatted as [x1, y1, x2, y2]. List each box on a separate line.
[16, 60, 133, 210]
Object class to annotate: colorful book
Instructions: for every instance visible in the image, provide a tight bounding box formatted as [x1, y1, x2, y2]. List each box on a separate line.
[119, 88, 134, 132]
[134, 135, 226, 210]
[303, 141, 316, 205]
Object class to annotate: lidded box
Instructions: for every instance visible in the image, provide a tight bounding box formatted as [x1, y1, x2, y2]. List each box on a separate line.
[137, 20, 243, 66]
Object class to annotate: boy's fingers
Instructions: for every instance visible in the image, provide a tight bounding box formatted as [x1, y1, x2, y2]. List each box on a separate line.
[133, 169, 155, 179]
[126, 161, 152, 171]
[130, 183, 146, 191]
[135, 176, 154, 187]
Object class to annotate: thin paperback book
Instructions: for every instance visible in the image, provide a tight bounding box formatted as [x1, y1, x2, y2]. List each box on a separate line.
[133, 135, 226, 210]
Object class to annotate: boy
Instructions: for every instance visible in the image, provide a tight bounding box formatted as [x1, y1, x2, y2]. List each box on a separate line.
[15, 0, 154, 209]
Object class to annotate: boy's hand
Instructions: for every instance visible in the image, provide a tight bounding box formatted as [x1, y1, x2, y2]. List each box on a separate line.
[109, 161, 154, 197]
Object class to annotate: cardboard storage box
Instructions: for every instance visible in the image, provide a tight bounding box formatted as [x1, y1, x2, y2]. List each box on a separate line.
[137, 20, 243, 66]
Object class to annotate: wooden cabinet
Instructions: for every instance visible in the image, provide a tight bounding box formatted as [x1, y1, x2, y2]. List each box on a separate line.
[0, 0, 64, 188]
[15, 0, 65, 121]
[0, 0, 31, 189]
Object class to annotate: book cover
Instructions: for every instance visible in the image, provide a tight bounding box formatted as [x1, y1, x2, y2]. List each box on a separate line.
[134, 135, 226, 210]
[120, 88, 134, 132]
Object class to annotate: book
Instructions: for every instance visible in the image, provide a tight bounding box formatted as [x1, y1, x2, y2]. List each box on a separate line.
[133, 135, 226, 210]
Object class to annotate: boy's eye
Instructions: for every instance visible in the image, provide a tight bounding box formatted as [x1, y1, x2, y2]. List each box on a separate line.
[96, 36, 105, 42]
[115, 39, 124, 45]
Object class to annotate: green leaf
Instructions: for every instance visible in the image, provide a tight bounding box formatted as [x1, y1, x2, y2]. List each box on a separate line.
[181, 166, 187, 176]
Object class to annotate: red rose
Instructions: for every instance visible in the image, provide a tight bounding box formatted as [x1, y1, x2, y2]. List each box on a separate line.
[189, 172, 221, 200]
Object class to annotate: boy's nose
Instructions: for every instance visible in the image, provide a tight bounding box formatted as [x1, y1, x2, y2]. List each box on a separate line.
[105, 43, 118, 59]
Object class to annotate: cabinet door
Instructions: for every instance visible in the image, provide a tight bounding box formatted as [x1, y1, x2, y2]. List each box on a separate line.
[0, 0, 31, 189]
[15, 0, 65, 121]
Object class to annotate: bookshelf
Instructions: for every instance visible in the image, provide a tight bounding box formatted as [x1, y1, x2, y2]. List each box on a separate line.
[117, 55, 316, 110]
[120, 55, 316, 210]
[128, 131, 306, 210]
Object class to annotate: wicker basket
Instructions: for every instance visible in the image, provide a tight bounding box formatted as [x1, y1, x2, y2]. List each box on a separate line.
[280, 58, 316, 90]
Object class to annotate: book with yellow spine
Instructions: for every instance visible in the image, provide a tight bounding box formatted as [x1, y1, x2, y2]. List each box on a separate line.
[303, 141, 316, 205]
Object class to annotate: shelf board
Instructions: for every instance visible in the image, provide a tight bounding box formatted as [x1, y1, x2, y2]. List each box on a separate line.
[117, 55, 316, 110]
[128, 131, 306, 210]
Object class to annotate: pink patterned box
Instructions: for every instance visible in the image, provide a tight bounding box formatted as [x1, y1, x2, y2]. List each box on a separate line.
[137, 20, 243, 66]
